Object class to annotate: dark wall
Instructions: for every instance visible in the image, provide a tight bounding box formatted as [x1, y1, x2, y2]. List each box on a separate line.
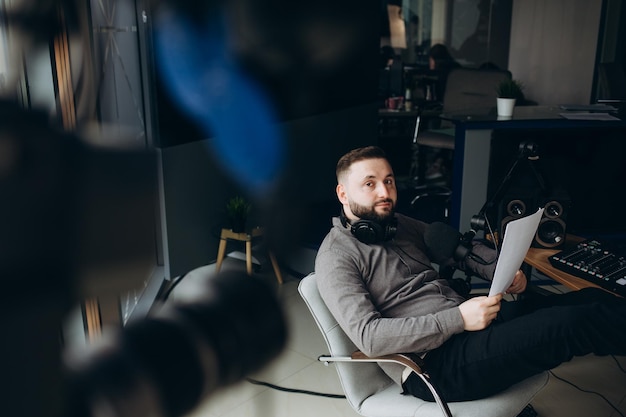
[488, 127, 626, 240]
[154, 1, 381, 278]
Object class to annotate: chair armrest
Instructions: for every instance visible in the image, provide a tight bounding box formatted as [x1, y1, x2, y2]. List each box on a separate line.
[350, 351, 426, 374]
[319, 351, 452, 417]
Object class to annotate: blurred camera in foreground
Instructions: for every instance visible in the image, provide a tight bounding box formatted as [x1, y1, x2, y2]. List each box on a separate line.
[66, 270, 288, 417]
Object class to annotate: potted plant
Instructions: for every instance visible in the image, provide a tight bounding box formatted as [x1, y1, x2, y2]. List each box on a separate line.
[495, 79, 525, 117]
[226, 196, 251, 233]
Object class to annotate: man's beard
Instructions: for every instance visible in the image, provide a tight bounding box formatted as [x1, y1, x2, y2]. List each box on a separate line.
[349, 199, 395, 223]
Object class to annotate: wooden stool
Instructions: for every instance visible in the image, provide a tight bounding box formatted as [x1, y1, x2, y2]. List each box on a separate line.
[215, 227, 283, 284]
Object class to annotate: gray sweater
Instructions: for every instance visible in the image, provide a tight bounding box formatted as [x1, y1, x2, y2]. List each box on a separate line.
[314, 213, 497, 386]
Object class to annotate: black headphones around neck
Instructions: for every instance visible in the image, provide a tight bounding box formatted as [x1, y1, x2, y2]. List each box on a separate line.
[340, 209, 397, 244]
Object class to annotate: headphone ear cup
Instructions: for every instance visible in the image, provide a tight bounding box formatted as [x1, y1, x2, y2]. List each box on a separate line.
[351, 217, 397, 244]
[351, 220, 384, 244]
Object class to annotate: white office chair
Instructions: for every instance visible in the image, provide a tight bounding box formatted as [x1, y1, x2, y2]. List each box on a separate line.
[298, 273, 548, 417]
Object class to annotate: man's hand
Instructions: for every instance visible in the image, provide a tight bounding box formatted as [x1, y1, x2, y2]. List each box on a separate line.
[458, 294, 502, 331]
[506, 270, 527, 294]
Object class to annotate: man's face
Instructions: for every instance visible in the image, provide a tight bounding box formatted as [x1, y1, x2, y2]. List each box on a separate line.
[337, 158, 397, 223]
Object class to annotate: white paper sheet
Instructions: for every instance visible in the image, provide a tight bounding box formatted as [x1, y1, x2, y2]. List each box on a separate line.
[489, 208, 545, 296]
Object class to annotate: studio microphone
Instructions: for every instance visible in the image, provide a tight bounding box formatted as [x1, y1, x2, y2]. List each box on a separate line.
[424, 222, 476, 264]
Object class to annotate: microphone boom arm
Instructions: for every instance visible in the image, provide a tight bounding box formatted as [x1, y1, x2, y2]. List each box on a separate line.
[470, 141, 547, 238]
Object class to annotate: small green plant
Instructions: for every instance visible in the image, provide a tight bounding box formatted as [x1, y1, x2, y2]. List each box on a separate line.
[496, 79, 525, 100]
[226, 196, 251, 232]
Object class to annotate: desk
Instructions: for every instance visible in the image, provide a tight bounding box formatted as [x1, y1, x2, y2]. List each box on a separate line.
[215, 228, 283, 284]
[523, 236, 601, 291]
[440, 105, 626, 231]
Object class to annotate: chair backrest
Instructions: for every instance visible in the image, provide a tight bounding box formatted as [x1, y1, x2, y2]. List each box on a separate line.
[298, 273, 394, 412]
[442, 68, 512, 113]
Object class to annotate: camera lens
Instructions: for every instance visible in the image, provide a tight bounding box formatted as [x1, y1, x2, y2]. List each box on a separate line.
[66, 271, 287, 417]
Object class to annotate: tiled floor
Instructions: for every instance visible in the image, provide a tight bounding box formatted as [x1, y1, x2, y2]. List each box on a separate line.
[170, 250, 626, 417]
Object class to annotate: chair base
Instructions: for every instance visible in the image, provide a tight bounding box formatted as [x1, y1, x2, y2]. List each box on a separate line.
[359, 372, 548, 417]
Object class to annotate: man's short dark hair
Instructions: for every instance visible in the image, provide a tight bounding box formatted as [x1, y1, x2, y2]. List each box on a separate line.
[336, 146, 388, 183]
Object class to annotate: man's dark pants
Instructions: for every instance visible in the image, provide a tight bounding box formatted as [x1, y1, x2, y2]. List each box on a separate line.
[403, 288, 626, 401]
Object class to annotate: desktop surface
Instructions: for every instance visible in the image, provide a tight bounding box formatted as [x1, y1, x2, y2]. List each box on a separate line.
[441, 105, 624, 124]
[525, 235, 626, 297]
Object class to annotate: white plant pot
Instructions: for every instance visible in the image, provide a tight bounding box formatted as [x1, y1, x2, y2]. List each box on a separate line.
[497, 97, 516, 117]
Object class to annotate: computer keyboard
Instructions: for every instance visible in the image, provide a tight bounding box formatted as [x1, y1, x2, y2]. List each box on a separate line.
[548, 239, 626, 297]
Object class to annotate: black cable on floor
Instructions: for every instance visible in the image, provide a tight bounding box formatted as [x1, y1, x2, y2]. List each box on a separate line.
[549, 371, 625, 417]
[157, 271, 189, 302]
[245, 378, 346, 399]
[612, 355, 626, 374]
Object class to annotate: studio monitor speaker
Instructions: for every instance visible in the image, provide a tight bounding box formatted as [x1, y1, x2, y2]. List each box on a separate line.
[498, 188, 536, 239]
[534, 196, 570, 249]
[500, 198, 528, 233]
[498, 188, 570, 249]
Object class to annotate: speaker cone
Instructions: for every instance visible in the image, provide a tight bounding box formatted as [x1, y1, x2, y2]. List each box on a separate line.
[543, 201, 563, 219]
[535, 217, 566, 248]
[506, 199, 526, 217]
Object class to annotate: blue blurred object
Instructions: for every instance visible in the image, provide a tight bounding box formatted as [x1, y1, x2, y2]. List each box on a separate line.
[154, 7, 285, 194]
